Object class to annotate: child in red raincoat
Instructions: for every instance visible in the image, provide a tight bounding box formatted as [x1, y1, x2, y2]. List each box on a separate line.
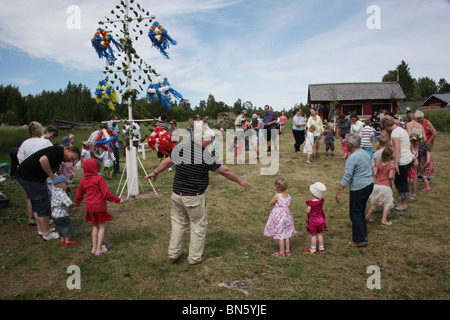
[74, 158, 124, 256]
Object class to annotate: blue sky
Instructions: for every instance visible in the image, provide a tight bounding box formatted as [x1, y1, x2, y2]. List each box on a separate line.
[1, 0, 449, 111]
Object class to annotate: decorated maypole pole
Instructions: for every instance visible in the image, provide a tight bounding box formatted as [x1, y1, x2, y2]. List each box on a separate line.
[91, 0, 182, 198]
[123, 0, 139, 196]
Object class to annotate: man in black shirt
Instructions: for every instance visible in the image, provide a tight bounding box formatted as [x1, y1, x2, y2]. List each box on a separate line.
[17, 145, 80, 241]
[145, 126, 251, 265]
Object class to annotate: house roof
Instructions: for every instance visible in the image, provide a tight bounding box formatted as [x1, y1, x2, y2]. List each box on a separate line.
[421, 93, 450, 106]
[308, 82, 406, 102]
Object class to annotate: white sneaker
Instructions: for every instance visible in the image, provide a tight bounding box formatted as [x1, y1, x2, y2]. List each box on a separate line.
[37, 228, 56, 237]
[42, 231, 60, 241]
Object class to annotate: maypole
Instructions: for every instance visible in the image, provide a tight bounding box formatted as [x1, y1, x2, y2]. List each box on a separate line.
[92, 0, 180, 198]
[123, 0, 139, 196]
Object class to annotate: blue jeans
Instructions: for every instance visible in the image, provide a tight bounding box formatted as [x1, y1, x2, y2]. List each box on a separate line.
[54, 216, 74, 237]
[349, 183, 374, 244]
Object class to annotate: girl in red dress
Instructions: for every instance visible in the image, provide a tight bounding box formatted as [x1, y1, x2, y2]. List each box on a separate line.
[305, 182, 328, 254]
[74, 159, 124, 256]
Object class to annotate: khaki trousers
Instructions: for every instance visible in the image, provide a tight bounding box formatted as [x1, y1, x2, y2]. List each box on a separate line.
[169, 192, 208, 264]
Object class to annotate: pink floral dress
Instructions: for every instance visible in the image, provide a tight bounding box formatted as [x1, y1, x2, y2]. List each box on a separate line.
[264, 194, 297, 240]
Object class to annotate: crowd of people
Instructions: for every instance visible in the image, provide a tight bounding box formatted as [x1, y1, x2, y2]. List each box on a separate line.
[7, 106, 438, 263]
[265, 108, 438, 252]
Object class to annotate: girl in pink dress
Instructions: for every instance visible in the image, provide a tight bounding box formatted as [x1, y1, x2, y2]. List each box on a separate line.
[305, 182, 327, 254]
[264, 177, 297, 257]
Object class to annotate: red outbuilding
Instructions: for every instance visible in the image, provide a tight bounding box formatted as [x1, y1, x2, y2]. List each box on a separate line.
[420, 94, 450, 110]
[307, 82, 406, 120]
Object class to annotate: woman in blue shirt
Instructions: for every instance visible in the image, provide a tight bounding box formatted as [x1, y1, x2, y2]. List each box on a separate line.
[335, 133, 374, 247]
[292, 108, 306, 153]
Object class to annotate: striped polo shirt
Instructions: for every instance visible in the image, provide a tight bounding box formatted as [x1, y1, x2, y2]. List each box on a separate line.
[360, 125, 375, 148]
[170, 142, 222, 194]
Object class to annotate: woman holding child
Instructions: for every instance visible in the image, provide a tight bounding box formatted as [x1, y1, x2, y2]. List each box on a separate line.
[306, 108, 323, 158]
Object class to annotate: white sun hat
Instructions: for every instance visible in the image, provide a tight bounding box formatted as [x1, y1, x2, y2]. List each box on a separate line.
[310, 182, 326, 199]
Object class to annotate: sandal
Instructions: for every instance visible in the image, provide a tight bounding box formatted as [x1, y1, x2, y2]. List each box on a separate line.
[304, 248, 316, 254]
[285, 250, 291, 256]
[272, 251, 285, 257]
[60, 240, 76, 246]
[421, 188, 430, 192]
[381, 221, 392, 226]
[394, 205, 408, 211]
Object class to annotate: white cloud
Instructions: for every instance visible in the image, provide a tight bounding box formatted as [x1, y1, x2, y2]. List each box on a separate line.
[10, 77, 36, 86]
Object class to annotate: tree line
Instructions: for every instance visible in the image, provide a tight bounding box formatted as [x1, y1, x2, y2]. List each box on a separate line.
[1, 60, 448, 126]
[0, 82, 306, 127]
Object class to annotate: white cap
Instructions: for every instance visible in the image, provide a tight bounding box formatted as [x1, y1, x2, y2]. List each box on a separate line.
[310, 182, 326, 199]
[203, 129, 216, 141]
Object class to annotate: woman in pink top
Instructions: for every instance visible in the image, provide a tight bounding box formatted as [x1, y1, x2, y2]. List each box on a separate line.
[279, 111, 287, 139]
[366, 147, 396, 226]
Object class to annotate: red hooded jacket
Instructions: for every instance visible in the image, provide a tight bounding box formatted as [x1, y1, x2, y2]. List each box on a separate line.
[74, 159, 121, 213]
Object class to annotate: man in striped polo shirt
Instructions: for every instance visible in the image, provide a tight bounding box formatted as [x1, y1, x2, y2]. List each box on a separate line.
[145, 126, 251, 265]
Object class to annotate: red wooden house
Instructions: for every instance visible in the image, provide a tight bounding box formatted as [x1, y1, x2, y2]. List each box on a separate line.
[307, 82, 406, 120]
[420, 94, 450, 110]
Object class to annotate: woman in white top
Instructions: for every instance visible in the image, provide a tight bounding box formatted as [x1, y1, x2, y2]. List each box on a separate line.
[306, 108, 323, 158]
[17, 122, 53, 164]
[381, 115, 414, 211]
[350, 113, 364, 136]
[17, 121, 54, 227]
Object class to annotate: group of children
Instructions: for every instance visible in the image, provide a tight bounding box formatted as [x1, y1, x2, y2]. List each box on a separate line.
[50, 157, 124, 254]
[264, 177, 327, 256]
[304, 118, 377, 163]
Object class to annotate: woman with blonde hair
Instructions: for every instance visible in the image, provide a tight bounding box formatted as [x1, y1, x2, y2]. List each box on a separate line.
[381, 115, 414, 212]
[17, 121, 54, 229]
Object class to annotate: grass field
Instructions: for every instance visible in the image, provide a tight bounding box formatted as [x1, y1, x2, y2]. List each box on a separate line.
[0, 124, 449, 301]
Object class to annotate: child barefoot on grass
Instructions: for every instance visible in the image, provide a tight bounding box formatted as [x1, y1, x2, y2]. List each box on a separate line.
[74, 159, 124, 256]
[264, 177, 297, 257]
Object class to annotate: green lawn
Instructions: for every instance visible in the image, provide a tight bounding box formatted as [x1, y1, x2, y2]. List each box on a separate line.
[0, 125, 449, 300]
